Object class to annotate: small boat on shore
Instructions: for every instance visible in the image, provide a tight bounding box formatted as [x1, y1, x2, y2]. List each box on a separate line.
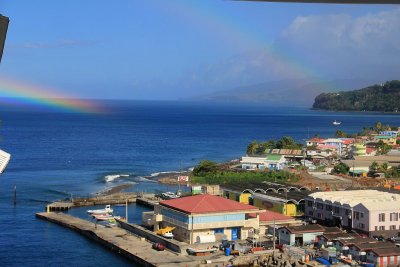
[187, 247, 218, 256]
[93, 214, 121, 221]
[87, 205, 113, 215]
[156, 226, 175, 239]
[332, 120, 341, 126]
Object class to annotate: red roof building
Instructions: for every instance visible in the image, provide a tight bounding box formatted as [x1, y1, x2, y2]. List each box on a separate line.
[160, 194, 259, 214]
[154, 194, 264, 244]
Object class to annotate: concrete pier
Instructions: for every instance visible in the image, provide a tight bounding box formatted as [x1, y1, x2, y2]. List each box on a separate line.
[46, 201, 74, 212]
[72, 192, 137, 206]
[136, 197, 159, 209]
[36, 212, 202, 267]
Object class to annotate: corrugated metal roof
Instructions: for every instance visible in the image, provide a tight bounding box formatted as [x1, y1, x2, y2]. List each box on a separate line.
[369, 247, 400, 257]
[160, 194, 260, 214]
[309, 190, 400, 209]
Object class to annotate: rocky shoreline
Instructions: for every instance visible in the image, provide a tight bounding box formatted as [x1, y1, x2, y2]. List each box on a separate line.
[145, 170, 192, 185]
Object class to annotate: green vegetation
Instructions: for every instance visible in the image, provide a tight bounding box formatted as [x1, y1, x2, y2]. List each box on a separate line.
[312, 80, 400, 112]
[377, 140, 392, 155]
[334, 122, 397, 139]
[246, 136, 303, 155]
[333, 163, 350, 174]
[191, 160, 299, 185]
[369, 161, 399, 178]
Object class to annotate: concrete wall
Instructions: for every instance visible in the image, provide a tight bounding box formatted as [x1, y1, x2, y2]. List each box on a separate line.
[118, 219, 185, 253]
[352, 205, 370, 232]
[277, 228, 294, 245]
[303, 233, 320, 245]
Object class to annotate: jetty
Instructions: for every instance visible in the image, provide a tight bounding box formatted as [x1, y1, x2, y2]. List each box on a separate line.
[36, 212, 199, 267]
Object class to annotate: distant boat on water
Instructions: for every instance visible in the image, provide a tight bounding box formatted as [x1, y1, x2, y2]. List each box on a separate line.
[332, 120, 341, 126]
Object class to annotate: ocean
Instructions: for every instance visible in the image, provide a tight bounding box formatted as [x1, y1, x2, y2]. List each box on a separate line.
[0, 100, 398, 266]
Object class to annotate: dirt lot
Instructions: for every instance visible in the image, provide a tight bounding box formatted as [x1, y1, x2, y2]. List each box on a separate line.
[292, 170, 384, 190]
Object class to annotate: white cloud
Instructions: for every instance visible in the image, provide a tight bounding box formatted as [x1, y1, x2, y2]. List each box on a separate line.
[281, 8, 400, 53]
[276, 8, 400, 81]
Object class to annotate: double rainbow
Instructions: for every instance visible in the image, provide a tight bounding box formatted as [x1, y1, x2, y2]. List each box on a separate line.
[0, 77, 105, 113]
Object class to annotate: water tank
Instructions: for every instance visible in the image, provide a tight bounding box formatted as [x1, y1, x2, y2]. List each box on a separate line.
[225, 247, 231, 256]
[196, 235, 216, 243]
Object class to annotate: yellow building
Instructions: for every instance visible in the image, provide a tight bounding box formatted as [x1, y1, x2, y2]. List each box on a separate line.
[224, 188, 304, 217]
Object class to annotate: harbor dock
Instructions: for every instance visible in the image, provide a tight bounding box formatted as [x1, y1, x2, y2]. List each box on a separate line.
[72, 192, 138, 206]
[136, 197, 159, 208]
[36, 212, 201, 267]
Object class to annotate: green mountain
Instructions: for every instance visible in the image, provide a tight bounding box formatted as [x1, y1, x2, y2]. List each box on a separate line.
[312, 80, 400, 112]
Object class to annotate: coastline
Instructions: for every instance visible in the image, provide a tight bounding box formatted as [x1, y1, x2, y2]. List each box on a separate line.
[145, 170, 192, 185]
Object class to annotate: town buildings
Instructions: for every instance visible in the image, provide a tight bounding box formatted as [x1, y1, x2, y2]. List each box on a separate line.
[305, 190, 400, 237]
[149, 194, 263, 244]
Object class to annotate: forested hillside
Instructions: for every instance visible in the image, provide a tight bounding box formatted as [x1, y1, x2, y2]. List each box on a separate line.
[312, 80, 400, 112]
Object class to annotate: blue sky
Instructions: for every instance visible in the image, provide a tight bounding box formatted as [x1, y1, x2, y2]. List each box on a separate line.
[0, 1, 399, 100]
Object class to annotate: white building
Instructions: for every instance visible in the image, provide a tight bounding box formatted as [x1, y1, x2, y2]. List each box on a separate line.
[241, 154, 287, 170]
[305, 190, 400, 237]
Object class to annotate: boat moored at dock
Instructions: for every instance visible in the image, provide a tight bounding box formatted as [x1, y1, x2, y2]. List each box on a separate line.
[87, 205, 113, 215]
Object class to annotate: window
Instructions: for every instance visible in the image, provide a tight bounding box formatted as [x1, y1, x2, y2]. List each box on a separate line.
[360, 213, 364, 218]
[379, 213, 385, 222]
[334, 207, 340, 213]
[214, 228, 224, 234]
[390, 225, 396, 230]
[317, 203, 323, 210]
[359, 223, 365, 229]
[379, 226, 385, 231]
[318, 213, 322, 219]
[354, 211, 359, 220]
[390, 213, 398, 221]
[308, 211, 313, 216]
[326, 205, 332, 211]
[345, 209, 350, 216]
[307, 201, 313, 207]
[375, 226, 378, 231]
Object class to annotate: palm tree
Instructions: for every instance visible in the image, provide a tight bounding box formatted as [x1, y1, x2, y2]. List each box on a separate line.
[246, 141, 259, 155]
[370, 161, 379, 173]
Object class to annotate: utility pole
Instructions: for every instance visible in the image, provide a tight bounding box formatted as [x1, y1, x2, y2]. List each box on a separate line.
[125, 199, 128, 222]
[273, 219, 276, 250]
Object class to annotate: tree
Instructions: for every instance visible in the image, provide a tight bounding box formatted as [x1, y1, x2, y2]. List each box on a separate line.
[246, 141, 259, 155]
[192, 160, 219, 176]
[370, 161, 379, 172]
[377, 140, 392, 155]
[276, 136, 303, 150]
[335, 130, 348, 138]
[381, 162, 389, 172]
[333, 163, 350, 174]
[374, 122, 383, 132]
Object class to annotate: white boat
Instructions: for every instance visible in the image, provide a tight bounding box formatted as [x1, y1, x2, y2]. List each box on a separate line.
[162, 232, 174, 239]
[87, 204, 113, 215]
[332, 120, 341, 126]
[93, 214, 121, 221]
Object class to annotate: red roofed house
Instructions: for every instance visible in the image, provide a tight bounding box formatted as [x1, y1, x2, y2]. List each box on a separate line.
[257, 210, 299, 237]
[277, 225, 341, 246]
[306, 137, 325, 147]
[367, 247, 400, 267]
[153, 194, 263, 244]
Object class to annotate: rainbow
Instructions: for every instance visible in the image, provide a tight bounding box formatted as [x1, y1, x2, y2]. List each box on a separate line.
[159, 1, 334, 87]
[0, 77, 106, 113]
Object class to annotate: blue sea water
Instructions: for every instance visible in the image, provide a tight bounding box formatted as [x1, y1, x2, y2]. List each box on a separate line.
[0, 100, 398, 266]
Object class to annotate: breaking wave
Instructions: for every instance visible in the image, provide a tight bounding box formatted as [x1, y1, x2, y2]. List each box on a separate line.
[104, 173, 130, 183]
